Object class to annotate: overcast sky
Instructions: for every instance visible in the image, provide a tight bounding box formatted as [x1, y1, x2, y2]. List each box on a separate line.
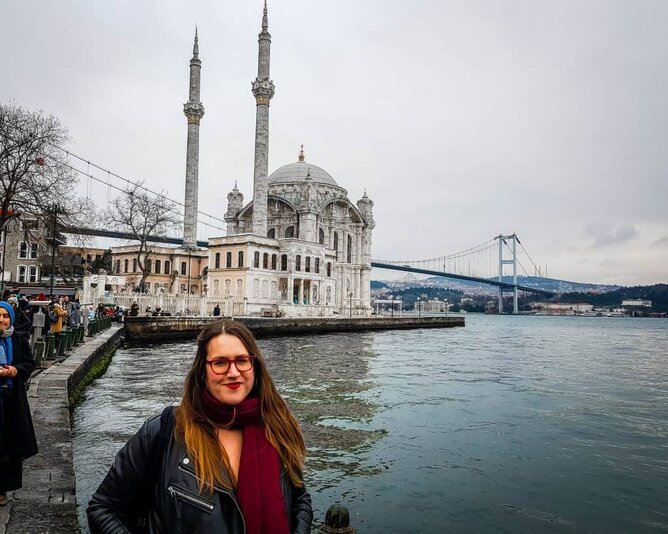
[2, 0, 667, 285]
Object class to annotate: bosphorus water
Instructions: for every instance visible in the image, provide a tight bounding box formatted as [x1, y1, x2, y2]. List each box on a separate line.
[72, 315, 668, 533]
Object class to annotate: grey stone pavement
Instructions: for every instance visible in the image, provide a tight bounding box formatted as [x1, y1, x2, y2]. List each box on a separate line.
[0, 324, 123, 534]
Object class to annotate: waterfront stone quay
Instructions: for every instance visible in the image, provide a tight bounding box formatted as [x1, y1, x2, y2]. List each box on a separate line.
[0, 323, 124, 534]
[124, 314, 465, 343]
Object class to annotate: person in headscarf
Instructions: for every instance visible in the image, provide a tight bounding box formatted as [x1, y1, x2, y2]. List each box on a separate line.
[0, 301, 38, 506]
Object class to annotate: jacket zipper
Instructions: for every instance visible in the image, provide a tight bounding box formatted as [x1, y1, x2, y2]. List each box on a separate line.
[167, 484, 215, 515]
[177, 463, 247, 533]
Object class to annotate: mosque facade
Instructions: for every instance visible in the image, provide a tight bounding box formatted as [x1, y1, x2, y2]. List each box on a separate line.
[206, 2, 374, 317]
[111, 2, 375, 317]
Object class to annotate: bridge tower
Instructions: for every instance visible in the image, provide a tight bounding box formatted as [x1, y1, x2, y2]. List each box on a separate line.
[497, 234, 518, 314]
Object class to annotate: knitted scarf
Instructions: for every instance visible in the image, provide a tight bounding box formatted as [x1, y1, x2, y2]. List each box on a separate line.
[201, 389, 290, 534]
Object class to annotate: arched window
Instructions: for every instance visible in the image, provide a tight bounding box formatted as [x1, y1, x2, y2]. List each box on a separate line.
[271, 254, 277, 270]
[333, 232, 339, 251]
[319, 228, 325, 245]
[115, 260, 121, 273]
[347, 235, 352, 263]
[305, 257, 311, 273]
[267, 228, 276, 239]
[28, 265, 38, 283]
[124, 259, 129, 273]
[226, 252, 232, 268]
[315, 258, 320, 274]
[281, 254, 287, 271]
[263, 253, 268, 269]
[295, 255, 301, 271]
[30, 243, 38, 259]
[327, 262, 331, 277]
[18, 242, 28, 259]
[285, 226, 295, 238]
[17, 265, 26, 283]
[145, 259, 152, 273]
[181, 261, 187, 275]
[164, 260, 171, 274]
[254, 251, 260, 268]
[133, 258, 138, 272]
[155, 260, 161, 273]
[238, 251, 244, 268]
[215, 253, 220, 269]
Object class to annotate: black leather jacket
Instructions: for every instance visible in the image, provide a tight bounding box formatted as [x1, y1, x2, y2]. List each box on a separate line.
[87, 412, 313, 534]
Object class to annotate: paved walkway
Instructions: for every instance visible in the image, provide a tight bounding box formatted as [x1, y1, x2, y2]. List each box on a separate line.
[0, 325, 124, 534]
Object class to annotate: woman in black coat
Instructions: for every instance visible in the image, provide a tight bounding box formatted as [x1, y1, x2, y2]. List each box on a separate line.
[0, 301, 38, 506]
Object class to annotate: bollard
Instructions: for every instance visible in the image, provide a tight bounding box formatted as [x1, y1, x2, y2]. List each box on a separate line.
[57, 332, 67, 357]
[319, 504, 356, 534]
[72, 326, 80, 346]
[65, 329, 74, 350]
[45, 332, 56, 360]
[33, 339, 45, 367]
[78, 325, 85, 343]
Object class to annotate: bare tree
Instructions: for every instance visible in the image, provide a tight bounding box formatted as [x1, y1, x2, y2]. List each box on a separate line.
[0, 103, 78, 233]
[105, 182, 180, 291]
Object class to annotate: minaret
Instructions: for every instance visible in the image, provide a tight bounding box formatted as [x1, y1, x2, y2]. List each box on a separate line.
[183, 28, 205, 248]
[251, 0, 275, 236]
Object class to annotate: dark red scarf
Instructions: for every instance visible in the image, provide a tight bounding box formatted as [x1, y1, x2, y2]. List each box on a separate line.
[202, 390, 290, 534]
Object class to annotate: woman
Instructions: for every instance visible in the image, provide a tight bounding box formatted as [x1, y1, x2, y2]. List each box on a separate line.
[0, 301, 38, 506]
[87, 320, 312, 533]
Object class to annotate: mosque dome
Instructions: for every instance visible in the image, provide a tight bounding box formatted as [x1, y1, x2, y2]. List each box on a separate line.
[268, 146, 338, 187]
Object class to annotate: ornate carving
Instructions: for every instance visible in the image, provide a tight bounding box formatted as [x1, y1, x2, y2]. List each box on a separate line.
[183, 101, 205, 121]
[252, 77, 275, 105]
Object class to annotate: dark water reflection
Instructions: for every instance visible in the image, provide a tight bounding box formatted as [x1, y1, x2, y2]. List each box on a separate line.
[73, 317, 668, 533]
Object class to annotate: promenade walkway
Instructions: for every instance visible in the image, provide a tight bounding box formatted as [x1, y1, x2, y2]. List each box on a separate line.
[0, 324, 124, 534]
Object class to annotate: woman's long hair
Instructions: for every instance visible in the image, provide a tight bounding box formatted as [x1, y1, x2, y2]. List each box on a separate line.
[174, 320, 306, 492]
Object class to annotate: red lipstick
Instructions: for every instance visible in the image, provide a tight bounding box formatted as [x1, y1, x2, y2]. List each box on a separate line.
[225, 383, 241, 390]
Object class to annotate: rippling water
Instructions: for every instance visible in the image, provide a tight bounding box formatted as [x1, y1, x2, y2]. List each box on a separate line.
[73, 316, 668, 533]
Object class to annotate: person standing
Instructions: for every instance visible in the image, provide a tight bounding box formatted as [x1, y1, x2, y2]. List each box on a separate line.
[87, 320, 312, 533]
[0, 301, 38, 506]
[51, 299, 66, 334]
[213, 304, 221, 317]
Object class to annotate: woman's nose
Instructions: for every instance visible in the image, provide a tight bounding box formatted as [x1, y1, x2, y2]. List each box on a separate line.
[226, 362, 241, 376]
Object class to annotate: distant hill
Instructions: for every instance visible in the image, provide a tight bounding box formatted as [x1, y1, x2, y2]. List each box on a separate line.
[372, 275, 621, 295]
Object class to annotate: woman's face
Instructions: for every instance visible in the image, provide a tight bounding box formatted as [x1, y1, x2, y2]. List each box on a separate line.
[0, 308, 11, 331]
[205, 333, 256, 405]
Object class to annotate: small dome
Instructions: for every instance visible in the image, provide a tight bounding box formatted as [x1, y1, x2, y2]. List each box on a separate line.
[268, 160, 338, 186]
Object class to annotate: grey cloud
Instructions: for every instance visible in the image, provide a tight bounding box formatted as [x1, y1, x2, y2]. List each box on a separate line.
[588, 223, 638, 247]
[654, 235, 668, 247]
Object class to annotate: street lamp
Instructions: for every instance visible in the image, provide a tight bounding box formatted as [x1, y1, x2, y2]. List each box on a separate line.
[48, 204, 65, 298]
[391, 295, 394, 317]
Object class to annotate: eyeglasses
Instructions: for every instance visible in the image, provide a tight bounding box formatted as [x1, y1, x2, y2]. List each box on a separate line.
[206, 356, 256, 375]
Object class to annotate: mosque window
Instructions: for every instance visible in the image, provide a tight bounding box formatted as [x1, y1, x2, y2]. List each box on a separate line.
[285, 226, 295, 238]
[281, 254, 287, 271]
[215, 253, 221, 269]
[327, 262, 331, 277]
[263, 253, 268, 269]
[115, 260, 121, 273]
[155, 260, 161, 274]
[319, 228, 325, 245]
[226, 252, 232, 268]
[238, 251, 244, 268]
[296, 255, 301, 271]
[124, 259, 129, 273]
[146, 259, 152, 273]
[181, 262, 187, 275]
[315, 258, 320, 274]
[164, 261, 171, 274]
[267, 228, 276, 239]
[305, 257, 311, 273]
[254, 251, 260, 268]
[271, 254, 277, 270]
[333, 232, 339, 251]
[133, 259, 138, 272]
[347, 235, 352, 263]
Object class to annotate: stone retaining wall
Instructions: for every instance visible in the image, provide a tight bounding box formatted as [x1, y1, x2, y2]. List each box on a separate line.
[124, 315, 465, 343]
